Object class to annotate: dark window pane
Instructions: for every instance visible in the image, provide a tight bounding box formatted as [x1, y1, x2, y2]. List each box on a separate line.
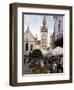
[25, 43, 28, 51]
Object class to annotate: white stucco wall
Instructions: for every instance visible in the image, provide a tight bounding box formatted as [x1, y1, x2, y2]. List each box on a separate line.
[24, 30, 36, 55]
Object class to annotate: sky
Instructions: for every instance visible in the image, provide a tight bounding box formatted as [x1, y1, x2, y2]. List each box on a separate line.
[24, 15, 54, 46]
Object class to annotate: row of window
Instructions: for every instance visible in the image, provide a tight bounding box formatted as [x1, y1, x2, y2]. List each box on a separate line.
[25, 43, 33, 51]
[42, 38, 46, 41]
[42, 41, 46, 44]
[42, 34, 46, 37]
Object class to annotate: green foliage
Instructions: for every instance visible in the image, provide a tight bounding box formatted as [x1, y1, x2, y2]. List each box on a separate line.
[31, 49, 43, 59]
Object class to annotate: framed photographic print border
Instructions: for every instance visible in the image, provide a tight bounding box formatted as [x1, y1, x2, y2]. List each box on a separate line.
[9, 3, 72, 86]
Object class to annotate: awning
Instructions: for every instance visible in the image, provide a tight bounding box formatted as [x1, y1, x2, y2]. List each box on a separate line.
[51, 47, 63, 56]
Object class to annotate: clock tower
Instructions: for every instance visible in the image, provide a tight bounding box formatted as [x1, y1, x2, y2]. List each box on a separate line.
[41, 16, 48, 50]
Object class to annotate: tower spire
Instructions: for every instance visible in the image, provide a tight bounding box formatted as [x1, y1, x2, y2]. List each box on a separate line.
[41, 16, 48, 50]
[26, 25, 30, 33]
[43, 16, 47, 27]
[27, 25, 29, 30]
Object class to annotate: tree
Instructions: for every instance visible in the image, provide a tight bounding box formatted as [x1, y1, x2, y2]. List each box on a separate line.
[31, 49, 43, 59]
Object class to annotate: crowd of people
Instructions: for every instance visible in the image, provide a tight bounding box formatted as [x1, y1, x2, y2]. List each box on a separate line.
[27, 55, 63, 74]
[45, 55, 63, 73]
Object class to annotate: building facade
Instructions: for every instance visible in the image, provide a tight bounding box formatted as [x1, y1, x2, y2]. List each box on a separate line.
[24, 16, 48, 55]
[52, 16, 63, 47]
[40, 16, 48, 50]
[50, 32, 55, 49]
[24, 26, 37, 55]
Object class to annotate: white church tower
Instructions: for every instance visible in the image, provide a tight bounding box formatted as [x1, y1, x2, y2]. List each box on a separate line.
[41, 16, 48, 50]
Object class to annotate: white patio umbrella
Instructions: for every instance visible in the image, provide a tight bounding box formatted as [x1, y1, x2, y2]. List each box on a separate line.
[41, 49, 49, 55]
[51, 47, 63, 56]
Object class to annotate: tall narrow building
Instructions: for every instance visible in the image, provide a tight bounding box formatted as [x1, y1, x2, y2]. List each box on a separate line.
[53, 16, 63, 47]
[41, 16, 48, 50]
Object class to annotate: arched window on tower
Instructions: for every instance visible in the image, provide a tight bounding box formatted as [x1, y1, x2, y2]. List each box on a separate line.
[30, 44, 33, 51]
[25, 43, 28, 51]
